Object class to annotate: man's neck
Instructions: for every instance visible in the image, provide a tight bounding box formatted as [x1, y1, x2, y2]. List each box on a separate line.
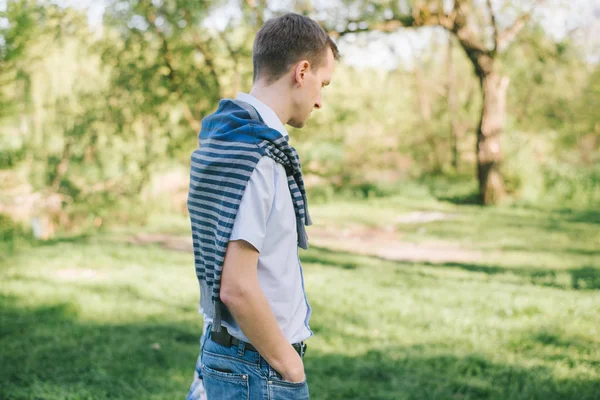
[249, 83, 290, 126]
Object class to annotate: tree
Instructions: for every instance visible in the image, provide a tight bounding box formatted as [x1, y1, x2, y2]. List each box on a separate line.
[0, 0, 38, 120]
[327, 0, 546, 204]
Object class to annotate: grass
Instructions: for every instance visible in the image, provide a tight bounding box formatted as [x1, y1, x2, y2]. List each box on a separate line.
[1, 193, 599, 399]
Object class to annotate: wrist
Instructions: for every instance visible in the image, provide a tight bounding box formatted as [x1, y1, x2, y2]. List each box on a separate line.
[271, 346, 303, 375]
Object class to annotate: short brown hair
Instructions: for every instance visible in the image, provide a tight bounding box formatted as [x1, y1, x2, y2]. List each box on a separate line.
[252, 13, 340, 83]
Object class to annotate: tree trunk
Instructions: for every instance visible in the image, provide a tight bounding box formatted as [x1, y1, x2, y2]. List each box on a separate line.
[477, 72, 509, 205]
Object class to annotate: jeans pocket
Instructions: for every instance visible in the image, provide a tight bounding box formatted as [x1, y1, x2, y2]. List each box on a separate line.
[268, 374, 309, 400]
[201, 359, 250, 400]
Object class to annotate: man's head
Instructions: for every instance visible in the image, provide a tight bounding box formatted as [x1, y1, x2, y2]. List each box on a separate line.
[252, 13, 340, 128]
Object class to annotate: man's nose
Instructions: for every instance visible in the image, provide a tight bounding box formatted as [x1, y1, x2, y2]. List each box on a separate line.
[314, 96, 322, 109]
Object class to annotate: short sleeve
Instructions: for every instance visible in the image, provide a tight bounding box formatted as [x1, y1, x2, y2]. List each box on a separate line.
[229, 156, 276, 252]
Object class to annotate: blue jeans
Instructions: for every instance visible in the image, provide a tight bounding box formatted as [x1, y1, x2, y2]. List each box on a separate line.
[186, 326, 309, 400]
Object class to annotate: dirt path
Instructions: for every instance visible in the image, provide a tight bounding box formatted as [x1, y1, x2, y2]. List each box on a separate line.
[127, 224, 480, 264]
[308, 225, 480, 263]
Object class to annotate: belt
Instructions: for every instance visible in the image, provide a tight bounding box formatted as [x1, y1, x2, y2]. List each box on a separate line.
[210, 328, 307, 357]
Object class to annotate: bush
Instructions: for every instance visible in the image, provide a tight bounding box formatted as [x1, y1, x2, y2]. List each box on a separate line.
[0, 213, 20, 242]
[542, 162, 600, 207]
[502, 130, 599, 207]
[0, 213, 29, 256]
[501, 131, 548, 202]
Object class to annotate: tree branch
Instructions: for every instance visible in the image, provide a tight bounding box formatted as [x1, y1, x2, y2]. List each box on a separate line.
[451, 0, 495, 75]
[181, 9, 221, 96]
[330, 9, 454, 38]
[146, 11, 201, 133]
[497, 0, 545, 50]
[497, 14, 531, 49]
[328, 1, 499, 76]
[486, 0, 499, 53]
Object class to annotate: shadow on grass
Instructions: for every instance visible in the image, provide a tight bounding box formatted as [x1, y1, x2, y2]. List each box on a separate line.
[0, 234, 93, 260]
[33, 233, 92, 246]
[6, 273, 200, 314]
[435, 192, 482, 206]
[303, 245, 600, 291]
[570, 266, 600, 290]
[422, 262, 600, 290]
[0, 294, 201, 400]
[301, 246, 361, 270]
[507, 327, 600, 371]
[555, 209, 600, 225]
[499, 246, 600, 257]
[306, 345, 600, 400]
[1, 294, 598, 400]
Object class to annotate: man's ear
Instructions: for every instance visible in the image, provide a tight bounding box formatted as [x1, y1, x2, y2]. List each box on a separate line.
[294, 60, 310, 88]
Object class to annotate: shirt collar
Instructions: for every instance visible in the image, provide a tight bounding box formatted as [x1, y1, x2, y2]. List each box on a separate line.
[236, 92, 289, 138]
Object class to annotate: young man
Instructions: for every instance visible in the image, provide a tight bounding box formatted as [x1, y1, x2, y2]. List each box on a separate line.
[186, 13, 339, 400]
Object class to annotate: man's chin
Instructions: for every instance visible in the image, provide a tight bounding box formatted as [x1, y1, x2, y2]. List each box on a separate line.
[288, 118, 307, 129]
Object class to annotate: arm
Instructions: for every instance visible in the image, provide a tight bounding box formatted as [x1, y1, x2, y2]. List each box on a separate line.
[220, 240, 305, 383]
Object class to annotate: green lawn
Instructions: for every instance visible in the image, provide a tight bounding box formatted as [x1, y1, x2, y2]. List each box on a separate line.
[1, 196, 599, 399]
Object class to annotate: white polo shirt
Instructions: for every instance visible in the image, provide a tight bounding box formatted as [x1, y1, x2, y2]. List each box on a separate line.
[201, 93, 313, 345]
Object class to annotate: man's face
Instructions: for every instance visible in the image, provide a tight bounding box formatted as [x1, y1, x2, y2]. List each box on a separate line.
[288, 48, 335, 128]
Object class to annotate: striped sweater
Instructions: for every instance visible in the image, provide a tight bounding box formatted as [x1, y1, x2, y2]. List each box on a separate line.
[187, 99, 312, 332]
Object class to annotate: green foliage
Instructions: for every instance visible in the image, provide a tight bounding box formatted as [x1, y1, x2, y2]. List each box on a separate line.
[0, 213, 29, 257]
[541, 162, 600, 207]
[0, 1, 598, 234]
[0, 141, 26, 169]
[0, 213, 19, 242]
[501, 131, 549, 201]
[501, 130, 600, 207]
[0, 0, 38, 118]
[571, 66, 600, 152]
[101, 0, 255, 162]
[504, 26, 591, 135]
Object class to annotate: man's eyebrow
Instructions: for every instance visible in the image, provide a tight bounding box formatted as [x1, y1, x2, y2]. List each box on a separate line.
[323, 80, 330, 86]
